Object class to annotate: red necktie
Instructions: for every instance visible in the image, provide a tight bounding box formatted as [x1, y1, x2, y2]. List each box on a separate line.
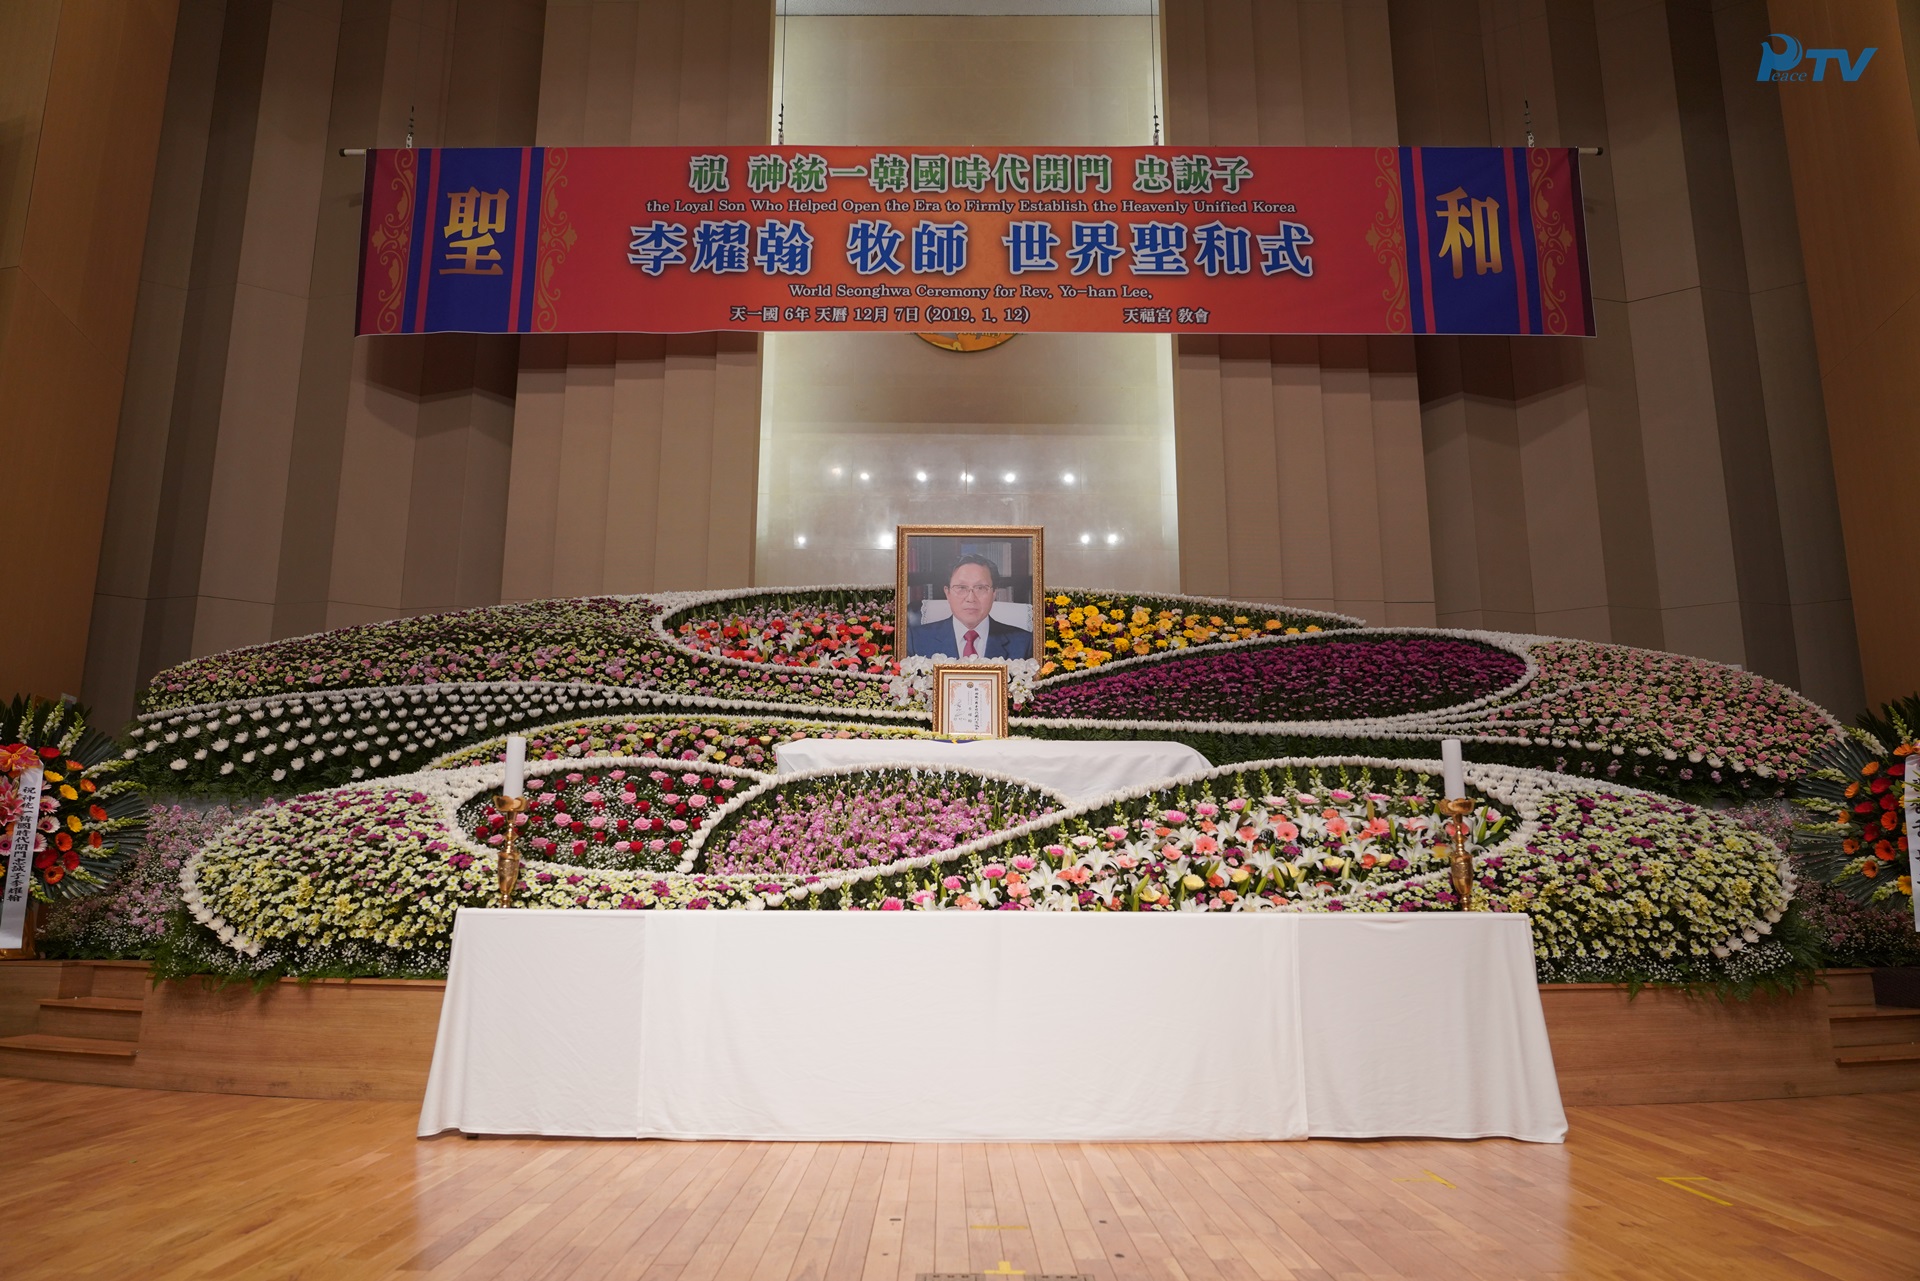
[963, 629, 979, 657]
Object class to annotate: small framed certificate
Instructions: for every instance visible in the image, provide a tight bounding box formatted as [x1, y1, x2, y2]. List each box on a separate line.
[931, 664, 1009, 739]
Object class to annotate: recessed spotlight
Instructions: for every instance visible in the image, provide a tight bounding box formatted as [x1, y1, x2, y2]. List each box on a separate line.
[1062, 472, 1076, 484]
[1003, 471, 1017, 483]
[795, 534, 808, 547]
[1105, 532, 1120, 545]
[915, 471, 927, 482]
[830, 467, 842, 477]
[1079, 533, 1092, 545]
[858, 471, 870, 481]
[960, 471, 973, 483]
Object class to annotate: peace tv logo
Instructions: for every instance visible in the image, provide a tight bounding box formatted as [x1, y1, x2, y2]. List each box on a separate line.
[1757, 33, 1876, 82]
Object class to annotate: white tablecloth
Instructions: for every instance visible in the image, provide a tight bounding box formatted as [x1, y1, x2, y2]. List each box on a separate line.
[418, 911, 1566, 1143]
[773, 736, 1210, 803]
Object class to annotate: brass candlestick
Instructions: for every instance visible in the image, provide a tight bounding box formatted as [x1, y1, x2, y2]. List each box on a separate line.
[1438, 795, 1477, 910]
[495, 794, 529, 906]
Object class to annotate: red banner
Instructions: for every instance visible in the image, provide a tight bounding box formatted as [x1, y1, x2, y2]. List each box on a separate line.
[358, 145, 1593, 337]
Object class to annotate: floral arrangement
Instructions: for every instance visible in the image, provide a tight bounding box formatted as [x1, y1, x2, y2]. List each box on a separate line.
[1, 697, 147, 901]
[458, 762, 754, 872]
[130, 587, 1843, 805]
[165, 748, 1796, 988]
[432, 713, 935, 772]
[39, 804, 238, 958]
[1027, 634, 1529, 724]
[1728, 798, 1920, 969]
[1457, 640, 1839, 784]
[175, 763, 815, 975]
[1041, 592, 1348, 674]
[1789, 694, 1917, 911]
[140, 597, 663, 712]
[689, 766, 1063, 877]
[890, 657, 1039, 710]
[670, 589, 898, 673]
[926, 782, 1498, 912]
[660, 586, 1358, 679]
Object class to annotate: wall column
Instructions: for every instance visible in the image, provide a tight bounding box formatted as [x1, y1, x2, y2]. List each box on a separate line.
[0, 0, 179, 700]
[499, 0, 770, 601]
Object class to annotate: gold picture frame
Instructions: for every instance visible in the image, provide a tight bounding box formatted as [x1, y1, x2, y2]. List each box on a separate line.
[930, 663, 1010, 739]
[894, 524, 1045, 662]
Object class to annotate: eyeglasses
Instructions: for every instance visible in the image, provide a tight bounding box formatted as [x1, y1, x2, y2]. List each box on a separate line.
[945, 584, 996, 597]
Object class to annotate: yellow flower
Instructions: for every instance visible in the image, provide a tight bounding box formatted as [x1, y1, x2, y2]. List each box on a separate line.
[66, 815, 82, 832]
[59, 784, 78, 801]
[1053, 594, 1070, 607]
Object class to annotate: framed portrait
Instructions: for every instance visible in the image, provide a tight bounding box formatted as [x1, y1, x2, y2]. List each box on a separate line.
[931, 664, 1010, 739]
[895, 525, 1044, 662]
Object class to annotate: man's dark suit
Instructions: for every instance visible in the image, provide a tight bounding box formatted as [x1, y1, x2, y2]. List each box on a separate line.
[906, 615, 1034, 660]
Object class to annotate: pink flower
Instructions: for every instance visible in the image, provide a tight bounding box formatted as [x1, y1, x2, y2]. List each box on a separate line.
[1012, 856, 1036, 872]
[941, 876, 963, 890]
[1272, 819, 1299, 841]
[981, 863, 1006, 880]
[880, 897, 904, 910]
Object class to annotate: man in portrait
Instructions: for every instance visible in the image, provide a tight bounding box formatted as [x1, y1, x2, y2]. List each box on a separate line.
[907, 553, 1034, 659]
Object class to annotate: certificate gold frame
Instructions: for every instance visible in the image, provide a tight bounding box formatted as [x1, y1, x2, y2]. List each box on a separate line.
[930, 663, 1010, 739]
[894, 524, 1045, 662]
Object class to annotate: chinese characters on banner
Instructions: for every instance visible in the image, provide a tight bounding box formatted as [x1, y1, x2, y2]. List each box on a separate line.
[357, 145, 1593, 337]
[0, 767, 43, 952]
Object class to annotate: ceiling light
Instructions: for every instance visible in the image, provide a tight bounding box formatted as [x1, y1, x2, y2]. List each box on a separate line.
[1105, 532, 1120, 545]
[1079, 533, 1092, 545]
[1062, 472, 1076, 484]
[794, 534, 808, 547]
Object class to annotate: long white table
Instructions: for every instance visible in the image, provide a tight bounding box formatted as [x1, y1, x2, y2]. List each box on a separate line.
[418, 911, 1566, 1143]
[773, 736, 1210, 803]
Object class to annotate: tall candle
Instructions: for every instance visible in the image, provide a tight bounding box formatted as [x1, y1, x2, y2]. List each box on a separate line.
[503, 735, 526, 799]
[1441, 738, 1466, 800]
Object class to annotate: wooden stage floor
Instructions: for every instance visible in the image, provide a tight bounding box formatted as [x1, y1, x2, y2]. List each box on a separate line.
[6, 1080, 1915, 1281]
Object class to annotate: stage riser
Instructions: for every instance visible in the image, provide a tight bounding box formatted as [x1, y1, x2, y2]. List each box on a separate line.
[3, 962, 1918, 1104]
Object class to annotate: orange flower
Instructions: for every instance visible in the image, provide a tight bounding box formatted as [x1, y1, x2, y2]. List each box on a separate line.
[44, 865, 62, 884]
[1862, 860, 1879, 878]
[1882, 811, 1900, 831]
[1876, 840, 1898, 861]
[1863, 761, 1881, 776]
[54, 832, 72, 852]
[1843, 838, 1859, 854]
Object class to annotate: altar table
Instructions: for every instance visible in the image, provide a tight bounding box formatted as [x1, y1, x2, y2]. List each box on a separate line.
[773, 736, 1210, 803]
[417, 911, 1567, 1143]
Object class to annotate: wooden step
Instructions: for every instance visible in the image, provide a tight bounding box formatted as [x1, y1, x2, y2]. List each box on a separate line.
[0, 1033, 137, 1060]
[1835, 1043, 1920, 1067]
[1822, 968, 1878, 1008]
[36, 997, 144, 1042]
[78, 962, 152, 1002]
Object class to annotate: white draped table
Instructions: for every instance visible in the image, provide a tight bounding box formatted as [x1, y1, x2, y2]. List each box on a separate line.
[773, 736, 1210, 803]
[418, 911, 1566, 1143]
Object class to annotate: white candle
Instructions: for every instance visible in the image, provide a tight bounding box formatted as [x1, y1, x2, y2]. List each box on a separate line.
[1441, 738, 1466, 800]
[503, 735, 526, 799]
